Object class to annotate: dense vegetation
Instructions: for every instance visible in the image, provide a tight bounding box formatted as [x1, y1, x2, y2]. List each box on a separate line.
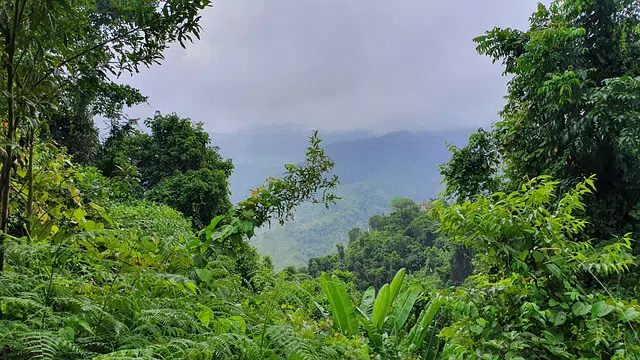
[229, 130, 461, 269]
[0, 0, 639, 359]
[307, 198, 451, 291]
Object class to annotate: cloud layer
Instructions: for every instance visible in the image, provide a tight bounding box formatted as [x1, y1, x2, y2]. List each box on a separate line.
[121, 0, 540, 134]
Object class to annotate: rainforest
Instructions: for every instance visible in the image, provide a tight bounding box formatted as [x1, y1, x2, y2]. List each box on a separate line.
[1, 0, 640, 359]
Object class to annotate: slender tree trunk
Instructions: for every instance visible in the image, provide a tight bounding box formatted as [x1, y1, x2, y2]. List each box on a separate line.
[26, 128, 34, 220]
[0, 0, 19, 273]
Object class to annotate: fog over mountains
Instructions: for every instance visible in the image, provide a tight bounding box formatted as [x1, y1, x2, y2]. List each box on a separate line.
[213, 126, 469, 268]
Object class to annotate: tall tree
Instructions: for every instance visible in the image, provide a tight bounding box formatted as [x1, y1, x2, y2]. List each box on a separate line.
[0, 0, 210, 271]
[472, 0, 640, 240]
[47, 80, 146, 164]
[100, 112, 234, 228]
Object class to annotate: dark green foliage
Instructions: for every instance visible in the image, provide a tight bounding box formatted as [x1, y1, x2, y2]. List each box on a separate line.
[433, 177, 640, 358]
[308, 198, 451, 291]
[473, 0, 640, 239]
[439, 129, 499, 203]
[100, 112, 233, 227]
[131, 112, 232, 187]
[47, 81, 146, 165]
[146, 168, 231, 228]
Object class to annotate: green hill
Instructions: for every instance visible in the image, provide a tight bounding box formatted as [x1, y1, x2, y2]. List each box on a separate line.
[214, 128, 468, 268]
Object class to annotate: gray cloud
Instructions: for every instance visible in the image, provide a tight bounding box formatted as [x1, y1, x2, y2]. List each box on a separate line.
[120, 0, 540, 134]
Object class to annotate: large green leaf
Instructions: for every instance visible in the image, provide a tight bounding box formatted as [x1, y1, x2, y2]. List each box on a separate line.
[359, 286, 375, 320]
[319, 273, 359, 336]
[371, 284, 391, 330]
[591, 301, 615, 319]
[388, 268, 406, 304]
[388, 287, 422, 332]
[408, 296, 444, 352]
[572, 302, 591, 317]
[356, 308, 383, 349]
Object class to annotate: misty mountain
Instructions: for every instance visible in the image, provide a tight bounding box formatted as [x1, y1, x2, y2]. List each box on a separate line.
[212, 127, 469, 268]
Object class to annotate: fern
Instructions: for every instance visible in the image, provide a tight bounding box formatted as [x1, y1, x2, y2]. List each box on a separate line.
[23, 331, 60, 360]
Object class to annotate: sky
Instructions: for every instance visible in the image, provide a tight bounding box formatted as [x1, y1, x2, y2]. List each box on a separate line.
[119, 0, 541, 134]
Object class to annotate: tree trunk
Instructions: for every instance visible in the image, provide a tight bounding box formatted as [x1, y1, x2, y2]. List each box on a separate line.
[26, 129, 34, 221]
[451, 245, 474, 285]
[0, 1, 19, 272]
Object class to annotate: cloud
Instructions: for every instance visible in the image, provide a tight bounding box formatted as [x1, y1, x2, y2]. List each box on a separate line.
[119, 0, 540, 134]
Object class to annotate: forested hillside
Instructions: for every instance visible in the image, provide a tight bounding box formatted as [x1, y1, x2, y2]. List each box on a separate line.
[0, 0, 639, 359]
[220, 129, 467, 267]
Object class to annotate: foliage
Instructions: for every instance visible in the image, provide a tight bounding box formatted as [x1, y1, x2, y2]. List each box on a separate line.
[46, 83, 146, 165]
[146, 168, 231, 229]
[100, 112, 233, 228]
[439, 129, 500, 203]
[472, 0, 640, 239]
[432, 177, 640, 359]
[320, 268, 444, 358]
[0, 132, 371, 359]
[0, 0, 212, 271]
[308, 198, 451, 290]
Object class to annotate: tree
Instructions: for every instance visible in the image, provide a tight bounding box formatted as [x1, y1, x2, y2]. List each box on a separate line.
[146, 168, 231, 228]
[47, 81, 146, 164]
[433, 177, 639, 358]
[0, 0, 211, 271]
[439, 128, 500, 203]
[473, 0, 640, 240]
[124, 112, 233, 188]
[309, 199, 450, 290]
[100, 112, 233, 227]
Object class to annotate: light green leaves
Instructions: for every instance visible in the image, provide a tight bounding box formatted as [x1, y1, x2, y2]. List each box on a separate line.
[319, 273, 359, 336]
[618, 307, 640, 322]
[591, 301, 614, 318]
[550, 311, 566, 326]
[195, 268, 212, 283]
[388, 287, 422, 332]
[571, 302, 591, 317]
[388, 268, 406, 303]
[408, 296, 444, 351]
[371, 284, 391, 330]
[359, 286, 375, 319]
[197, 305, 215, 327]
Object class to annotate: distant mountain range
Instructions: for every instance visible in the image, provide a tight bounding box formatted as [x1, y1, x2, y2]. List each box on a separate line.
[212, 126, 470, 268]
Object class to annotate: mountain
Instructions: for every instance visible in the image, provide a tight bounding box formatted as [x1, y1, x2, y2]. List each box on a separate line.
[212, 127, 469, 268]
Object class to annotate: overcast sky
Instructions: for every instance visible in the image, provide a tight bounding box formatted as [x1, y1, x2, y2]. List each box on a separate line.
[119, 1, 540, 134]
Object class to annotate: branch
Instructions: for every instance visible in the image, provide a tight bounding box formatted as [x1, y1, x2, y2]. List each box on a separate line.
[32, 26, 142, 89]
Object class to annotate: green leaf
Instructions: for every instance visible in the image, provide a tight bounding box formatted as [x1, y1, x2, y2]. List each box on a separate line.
[371, 284, 391, 330]
[319, 273, 359, 336]
[197, 305, 215, 327]
[470, 324, 483, 334]
[388, 268, 406, 304]
[546, 263, 564, 280]
[356, 310, 383, 350]
[84, 220, 97, 231]
[73, 208, 86, 222]
[591, 301, 614, 318]
[228, 316, 247, 333]
[533, 251, 545, 263]
[619, 307, 640, 322]
[550, 311, 566, 326]
[196, 268, 212, 282]
[572, 302, 591, 317]
[388, 287, 421, 332]
[359, 286, 375, 320]
[408, 296, 444, 352]
[204, 215, 225, 239]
